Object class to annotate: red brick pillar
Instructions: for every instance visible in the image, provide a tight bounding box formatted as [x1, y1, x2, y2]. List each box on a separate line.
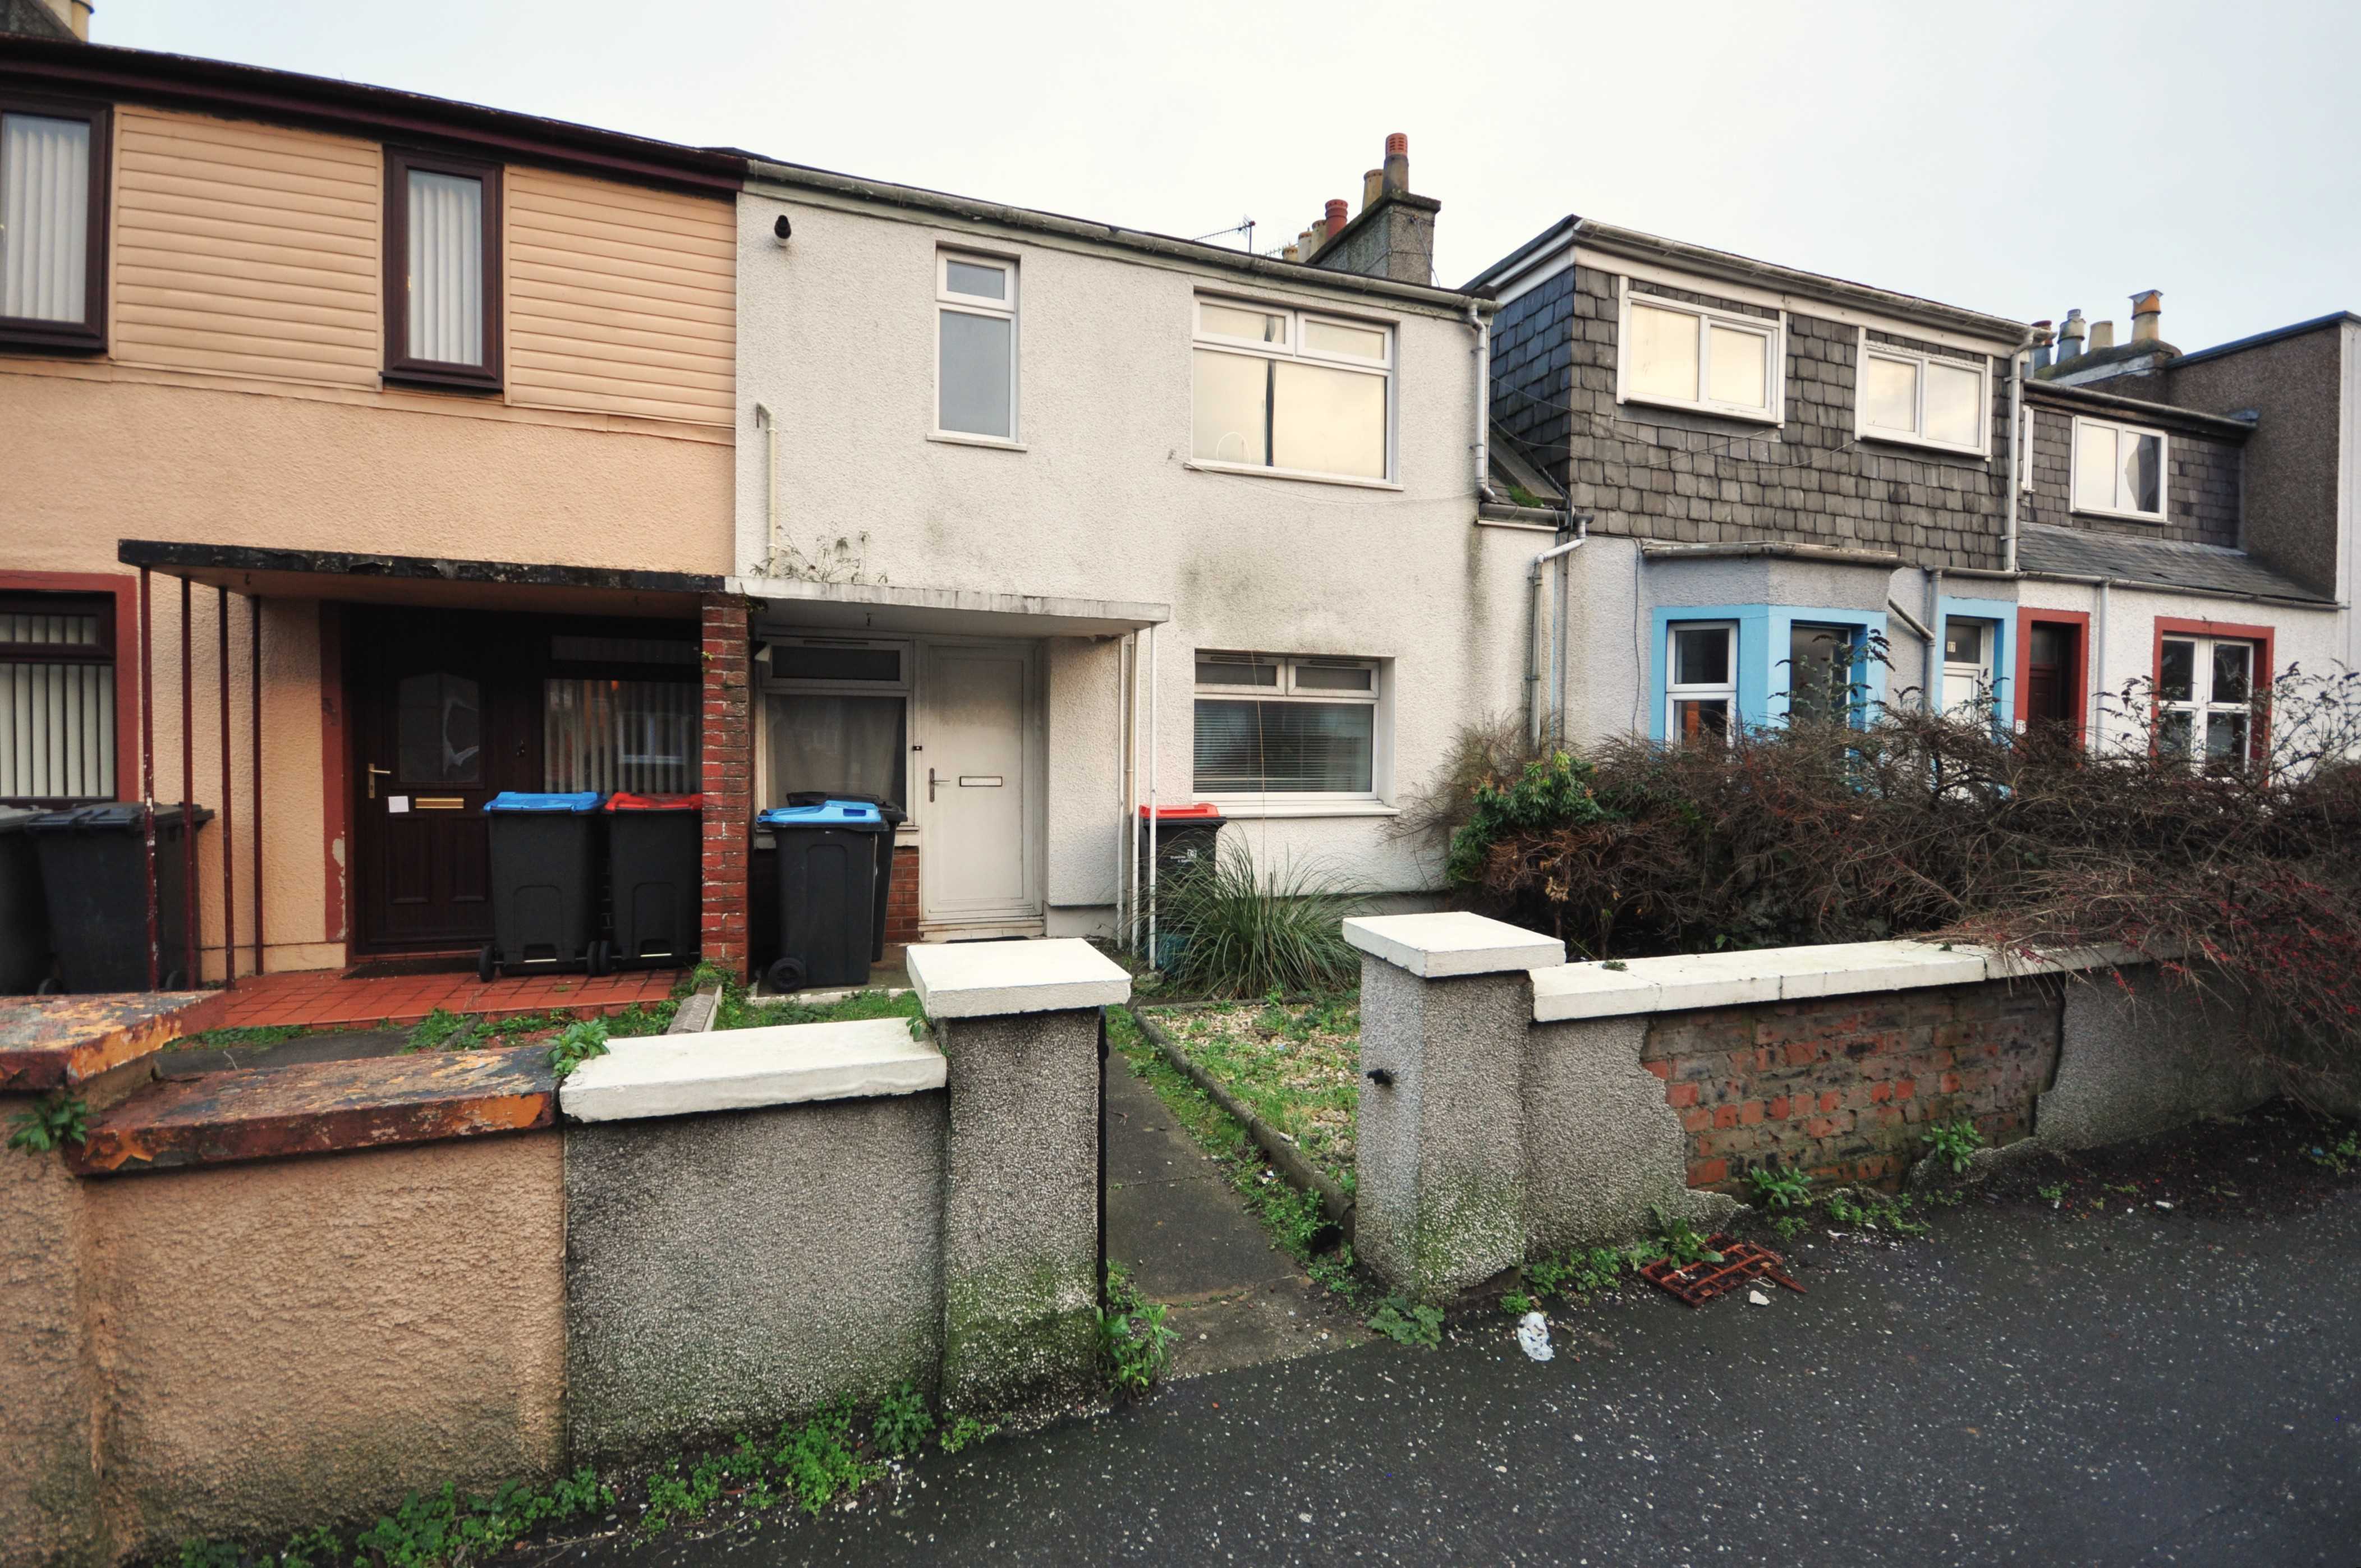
[699, 595, 753, 980]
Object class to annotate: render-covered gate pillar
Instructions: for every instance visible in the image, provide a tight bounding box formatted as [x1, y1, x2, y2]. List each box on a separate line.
[697, 595, 752, 980]
[906, 938, 1129, 1412]
[1346, 913, 1565, 1304]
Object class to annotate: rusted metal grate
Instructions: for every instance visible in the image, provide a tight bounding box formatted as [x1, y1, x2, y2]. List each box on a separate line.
[1637, 1234, 1807, 1307]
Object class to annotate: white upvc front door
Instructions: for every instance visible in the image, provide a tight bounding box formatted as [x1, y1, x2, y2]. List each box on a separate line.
[915, 640, 1040, 926]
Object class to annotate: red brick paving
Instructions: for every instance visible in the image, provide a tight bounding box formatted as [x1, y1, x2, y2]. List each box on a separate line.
[219, 966, 680, 1031]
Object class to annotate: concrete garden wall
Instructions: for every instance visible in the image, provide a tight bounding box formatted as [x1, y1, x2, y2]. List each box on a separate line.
[0, 940, 1127, 1566]
[1345, 914, 2272, 1302]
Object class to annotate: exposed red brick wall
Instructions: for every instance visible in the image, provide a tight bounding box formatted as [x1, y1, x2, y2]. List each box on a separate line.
[697, 596, 752, 980]
[1642, 979, 2063, 1190]
[884, 840, 921, 946]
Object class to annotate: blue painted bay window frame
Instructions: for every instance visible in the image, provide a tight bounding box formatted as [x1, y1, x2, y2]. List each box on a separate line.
[1648, 604, 1889, 740]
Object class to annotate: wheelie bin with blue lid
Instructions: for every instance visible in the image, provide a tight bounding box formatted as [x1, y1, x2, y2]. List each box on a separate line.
[480, 791, 604, 982]
[780, 790, 907, 964]
[756, 798, 892, 992]
[0, 805, 53, 993]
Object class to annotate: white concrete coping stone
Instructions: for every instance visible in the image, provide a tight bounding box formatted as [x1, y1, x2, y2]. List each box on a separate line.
[904, 937, 1131, 1019]
[1529, 938, 2138, 1023]
[559, 1018, 944, 1123]
[1343, 912, 1567, 978]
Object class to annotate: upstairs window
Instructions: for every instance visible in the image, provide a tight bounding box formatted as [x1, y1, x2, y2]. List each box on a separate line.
[384, 149, 502, 390]
[1618, 290, 1779, 422]
[936, 251, 1017, 442]
[1193, 652, 1381, 797]
[2072, 416, 2165, 521]
[0, 98, 109, 352]
[1859, 339, 1988, 454]
[1191, 298, 1391, 481]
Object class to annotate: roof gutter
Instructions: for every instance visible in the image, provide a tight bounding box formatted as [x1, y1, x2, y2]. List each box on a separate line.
[1945, 564, 2340, 613]
[746, 159, 1483, 313]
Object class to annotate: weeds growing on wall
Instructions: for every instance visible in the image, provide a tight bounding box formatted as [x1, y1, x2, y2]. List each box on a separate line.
[1097, 1261, 1179, 1395]
[1157, 840, 1365, 997]
[1423, 669, 2361, 1109]
[7, 1091, 88, 1155]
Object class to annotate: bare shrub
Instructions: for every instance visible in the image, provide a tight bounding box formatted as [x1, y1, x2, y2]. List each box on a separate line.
[1440, 668, 2361, 1107]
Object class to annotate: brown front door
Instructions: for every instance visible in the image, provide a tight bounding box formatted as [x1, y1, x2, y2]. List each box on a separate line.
[349, 609, 539, 952]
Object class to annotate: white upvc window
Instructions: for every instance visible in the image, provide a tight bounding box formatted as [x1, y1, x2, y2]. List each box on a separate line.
[1192, 652, 1383, 799]
[1616, 286, 1781, 423]
[1190, 298, 1393, 482]
[2157, 634, 2258, 769]
[2072, 415, 2166, 521]
[1665, 622, 1737, 746]
[1858, 334, 1990, 454]
[936, 251, 1018, 443]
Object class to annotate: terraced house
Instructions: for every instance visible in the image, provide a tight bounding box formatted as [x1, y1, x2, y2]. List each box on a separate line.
[1471, 226, 2351, 758]
[1, 32, 746, 985]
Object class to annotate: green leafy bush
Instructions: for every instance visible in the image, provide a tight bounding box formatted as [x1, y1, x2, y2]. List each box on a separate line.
[870, 1381, 934, 1457]
[1922, 1116, 1987, 1174]
[1098, 1262, 1179, 1395]
[1159, 839, 1363, 997]
[547, 1017, 612, 1081]
[1366, 1295, 1444, 1349]
[1744, 1164, 1812, 1210]
[1445, 751, 1614, 885]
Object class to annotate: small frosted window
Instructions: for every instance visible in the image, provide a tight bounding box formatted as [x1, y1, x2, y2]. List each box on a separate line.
[1626, 302, 1699, 403]
[1706, 324, 1767, 408]
[407, 169, 485, 366]
[939, 310, 1013, 438]
[1924, 361, 1983, 447]
[1864, 355, 1918, 432]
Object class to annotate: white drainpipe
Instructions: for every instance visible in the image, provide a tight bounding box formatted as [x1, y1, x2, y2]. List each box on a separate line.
[2002, 332, 2034, 574]
[1146, 624, 1160, 967]
[1467, 298, 1496, 502]
[753, 402, 779, 574]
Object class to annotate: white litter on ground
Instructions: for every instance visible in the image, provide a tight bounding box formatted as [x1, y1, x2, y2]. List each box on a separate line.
[1748, 1289, 1772, 1307]
[1515, 1312, 1554, 1361]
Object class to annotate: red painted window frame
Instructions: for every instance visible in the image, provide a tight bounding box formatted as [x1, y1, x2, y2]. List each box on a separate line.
[2012, 608, 2091, 747]
[2152, 615, 2274, 763]
[0, 571, 138, 803]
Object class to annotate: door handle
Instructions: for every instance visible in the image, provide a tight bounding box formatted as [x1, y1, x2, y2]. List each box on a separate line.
[366, 763, 392, 801]
[928, 767, 939, 803]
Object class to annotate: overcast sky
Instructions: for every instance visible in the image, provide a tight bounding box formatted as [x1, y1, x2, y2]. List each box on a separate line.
[93, 0, 2359, 352]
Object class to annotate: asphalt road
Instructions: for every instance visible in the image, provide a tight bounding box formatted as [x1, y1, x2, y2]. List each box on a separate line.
[589, 1180, 2359, 1567]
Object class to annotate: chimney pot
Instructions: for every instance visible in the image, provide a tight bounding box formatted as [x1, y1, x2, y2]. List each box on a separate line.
[1382, 132, 1409, 195]
[1324, 197, 1348, 236]
[2130, 289, 2163, 344]
[1362, 169, 1384, 212]
[2058, 309, 2087, 362]
[1282, 243, 1301, 263]
[2090, 320, 2116, 351]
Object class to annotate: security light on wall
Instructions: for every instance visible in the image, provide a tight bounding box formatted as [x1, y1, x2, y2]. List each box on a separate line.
[773, 214, 792, 245]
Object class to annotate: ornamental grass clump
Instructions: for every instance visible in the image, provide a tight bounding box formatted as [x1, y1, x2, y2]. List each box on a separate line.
[1158, 839, 1365, 998]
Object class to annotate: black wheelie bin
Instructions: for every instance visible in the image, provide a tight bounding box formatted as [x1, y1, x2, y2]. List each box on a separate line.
[756, 799, 893, 992]
[479, 791, 604, 981]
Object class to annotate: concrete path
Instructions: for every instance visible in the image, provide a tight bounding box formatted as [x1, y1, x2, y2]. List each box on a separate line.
[1101, 1054, 1344, 1378]
[598, 1180, 2361, 1566]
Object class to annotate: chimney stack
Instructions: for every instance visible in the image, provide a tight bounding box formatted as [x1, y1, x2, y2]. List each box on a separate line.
[2130, 289, 2163, 344]
[1308, 132, 1436, 285]
[2057, 308, 2087, 362]
[2031, 320, 2054, 371]
[2089, 320, 2116, 351]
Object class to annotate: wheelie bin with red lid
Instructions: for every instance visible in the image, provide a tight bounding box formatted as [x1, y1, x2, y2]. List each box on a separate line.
[603, 792, 701, 971]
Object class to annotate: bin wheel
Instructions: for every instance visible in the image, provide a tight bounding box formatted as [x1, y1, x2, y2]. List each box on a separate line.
[587, 941, 611, 978]
[35, 977, 59, 996]
[765, 955, 806, 995]
[477, 945, 498, 984]
[161, 968, 187, 991]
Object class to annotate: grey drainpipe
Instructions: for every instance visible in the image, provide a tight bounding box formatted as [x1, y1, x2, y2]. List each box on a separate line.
[1526, 517, 1590, 747]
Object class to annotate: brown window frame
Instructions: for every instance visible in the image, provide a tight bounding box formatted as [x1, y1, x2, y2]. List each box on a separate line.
[382, 146, 503, 393]
[0, 93, 111, 356]
[0, 590, 120, 806]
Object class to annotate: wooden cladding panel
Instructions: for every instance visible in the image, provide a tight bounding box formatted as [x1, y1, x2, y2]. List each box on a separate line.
[504, 168, 734, 425]
[112, 108, 381, 387]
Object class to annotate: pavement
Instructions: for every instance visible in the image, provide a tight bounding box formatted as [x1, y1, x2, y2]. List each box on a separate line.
[576, 1168, 2361, 1567]
[1100, 1052, 1345, 1377]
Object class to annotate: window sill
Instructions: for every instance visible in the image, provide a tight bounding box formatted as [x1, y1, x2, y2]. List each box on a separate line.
[928, 431, 1027, 452]
[1184, 460, 1400, 491]
[1858, 429, 1990, 460]
[1200, 798, 1399, 820]
[1616, 390, 1781, 427]
[382, 366, 502, 396]
[2071, 506, 2166, 525]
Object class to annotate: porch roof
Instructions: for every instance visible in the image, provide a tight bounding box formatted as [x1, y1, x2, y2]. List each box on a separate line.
[118, 540, 722, 618]
[731, 574, 1171, 638]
